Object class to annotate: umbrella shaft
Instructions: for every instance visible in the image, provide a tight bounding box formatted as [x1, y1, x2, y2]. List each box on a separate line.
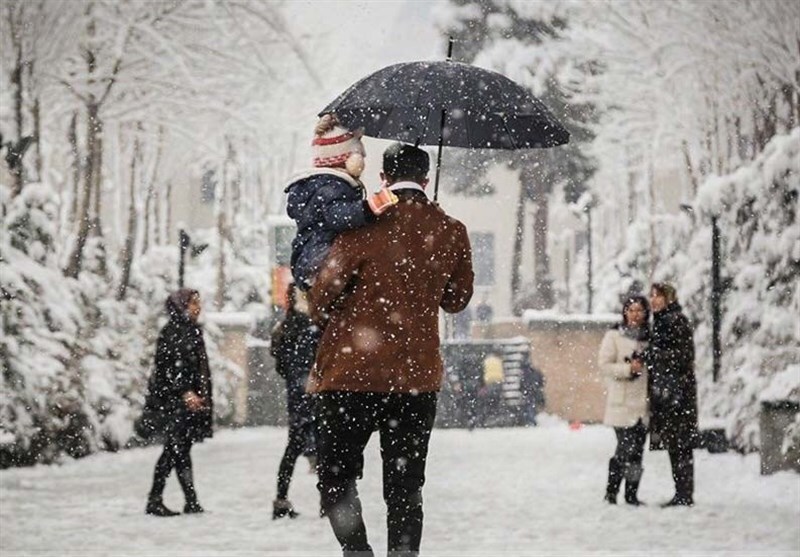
[434, 108, 446, 202]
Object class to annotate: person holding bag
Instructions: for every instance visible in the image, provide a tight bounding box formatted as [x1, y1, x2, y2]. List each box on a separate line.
[599, 295, 650, 506]
[141, 288, 213, 517]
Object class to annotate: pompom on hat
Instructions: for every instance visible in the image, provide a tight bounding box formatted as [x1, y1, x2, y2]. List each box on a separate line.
[312, 114, 366, 178]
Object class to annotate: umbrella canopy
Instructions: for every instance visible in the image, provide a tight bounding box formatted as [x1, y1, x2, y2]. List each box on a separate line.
[321, 60, 570, 150]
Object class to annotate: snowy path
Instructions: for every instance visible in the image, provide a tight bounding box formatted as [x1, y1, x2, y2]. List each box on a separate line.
[1, 421, 798, 556]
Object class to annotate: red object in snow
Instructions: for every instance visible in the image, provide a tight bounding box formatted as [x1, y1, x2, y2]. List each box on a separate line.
[569, 421, 583, 430]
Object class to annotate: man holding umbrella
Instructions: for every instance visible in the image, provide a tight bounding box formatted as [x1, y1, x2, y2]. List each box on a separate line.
[307, 141, 474, 556]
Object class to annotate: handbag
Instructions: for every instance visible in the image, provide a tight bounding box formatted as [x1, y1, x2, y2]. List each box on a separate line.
[134, 403, 169, 439]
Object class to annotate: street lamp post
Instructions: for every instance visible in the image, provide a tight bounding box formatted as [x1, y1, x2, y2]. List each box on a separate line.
[710, 215, 721, 383]
[681, 204, 722, 383]
[586, 204, 593, 314]
[570, 195, 596, 314]
[178, 229, 190, 288]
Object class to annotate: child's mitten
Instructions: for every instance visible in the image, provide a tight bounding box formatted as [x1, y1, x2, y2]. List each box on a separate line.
[367, 188, 399, 215]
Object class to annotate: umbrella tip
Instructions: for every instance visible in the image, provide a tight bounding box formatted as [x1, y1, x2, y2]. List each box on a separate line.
[447, 37, 454, 60]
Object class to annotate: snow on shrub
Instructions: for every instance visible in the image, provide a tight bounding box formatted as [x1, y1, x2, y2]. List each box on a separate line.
[593, 130, 800, 451]
[1, 182, 247, 467]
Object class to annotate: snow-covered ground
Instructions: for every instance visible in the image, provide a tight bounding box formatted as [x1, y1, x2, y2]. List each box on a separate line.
[1, 420, 798, 556]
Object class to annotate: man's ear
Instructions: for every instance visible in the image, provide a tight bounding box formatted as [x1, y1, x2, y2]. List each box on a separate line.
[421, 177, 430, 190]
[379, 170, 386, 185]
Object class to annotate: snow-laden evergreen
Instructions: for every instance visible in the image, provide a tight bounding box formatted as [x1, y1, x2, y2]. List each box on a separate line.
[0, 181, 243, 467]
[595, 130, 800, 451]
[434, 0, 799, 452]
[1, 0, 316, 467]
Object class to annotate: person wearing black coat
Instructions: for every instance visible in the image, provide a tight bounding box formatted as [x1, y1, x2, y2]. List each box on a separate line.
[270, 283, 321, 519]
[645, 283, 698, 507]
[144, 289, 213, 517]
[518, 358, 545, 426]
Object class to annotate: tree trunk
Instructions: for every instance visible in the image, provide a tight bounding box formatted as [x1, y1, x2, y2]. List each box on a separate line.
[625, 146, 636, 225]
[153, 187, 162, 246]
[64, 102, 98, 278]
[165, 180, 173, 244]
[117, 134, 140, 301]
[510, 176, 526, 316]
[141, 126, 164, 254]
[752, 113, 762, 159]
[90, 117, 104, 237]
[724, 115, 733, 174]
[28, 58, 42, 182]
[141, 190, 151, 253]
[794, 70, 800, 127]
[9, 36, 25, 196]
[682, 139, 699, 196]
[66, 112, 80, 223]
[216, 210, 227, 310]
[530, 183, 553, 310]
[32, 96, 42, 181]
[227, 139, 241, 217]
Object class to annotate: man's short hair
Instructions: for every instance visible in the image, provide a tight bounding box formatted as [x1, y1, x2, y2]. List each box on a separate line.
[382, 142, 430, 182]
[651, 282, 678, 303]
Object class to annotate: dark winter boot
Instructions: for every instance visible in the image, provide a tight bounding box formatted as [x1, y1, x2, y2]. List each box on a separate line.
[146, 471, 178, 517]
[661, 495, 694, 507]
[177, 467, 202, 513]
[604, 458, 623, 504]
[146, 499, 180, 517]
[624, 464, 644, 506]
[273, 498, 299, 519]
[664, 448, 694, 507]
[184, 501, 205, 514]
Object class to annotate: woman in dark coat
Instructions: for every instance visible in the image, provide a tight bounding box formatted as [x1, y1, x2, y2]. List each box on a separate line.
[270, 283, 321, 519]
[645, 283, 698, 507]
[144, 289, 213, 517]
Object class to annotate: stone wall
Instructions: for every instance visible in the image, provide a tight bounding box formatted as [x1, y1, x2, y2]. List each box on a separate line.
[474, 314, 617, 423]
[206, 313, 254, 426]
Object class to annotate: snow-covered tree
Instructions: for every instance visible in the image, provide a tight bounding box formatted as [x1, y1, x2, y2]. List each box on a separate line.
[435, 0, 597, 313]
[0, 0, 318, 466]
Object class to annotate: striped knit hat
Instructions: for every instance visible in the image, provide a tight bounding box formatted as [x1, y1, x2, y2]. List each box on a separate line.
[312, 114, 365, 177]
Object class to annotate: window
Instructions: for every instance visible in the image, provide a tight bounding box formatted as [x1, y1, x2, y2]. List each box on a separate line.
[470, 232, 495, 286]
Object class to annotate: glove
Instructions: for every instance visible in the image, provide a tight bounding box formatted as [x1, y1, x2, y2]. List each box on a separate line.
[367, 188, 399, 215]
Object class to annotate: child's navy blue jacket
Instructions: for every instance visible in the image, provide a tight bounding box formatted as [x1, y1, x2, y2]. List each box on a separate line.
[285, 169, 373, 288]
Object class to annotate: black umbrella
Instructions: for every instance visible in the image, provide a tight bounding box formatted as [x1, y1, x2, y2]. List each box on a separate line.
[321, 50, 570, 200]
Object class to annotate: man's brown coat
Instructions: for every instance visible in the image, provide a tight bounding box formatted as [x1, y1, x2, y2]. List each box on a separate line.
[307, 189, 474, 394]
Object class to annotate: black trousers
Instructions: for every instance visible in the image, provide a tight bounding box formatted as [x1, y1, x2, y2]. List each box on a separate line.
[607, 419, 647, 498]
[149, 432, 197, 504]
[668, 444, 694, 500]
[315, 391, 438, 556]
[276, 408, 316, 500]
[613, 420, 647, 467]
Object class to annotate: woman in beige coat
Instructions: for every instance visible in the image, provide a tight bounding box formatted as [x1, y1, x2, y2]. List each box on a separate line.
[599, 295, 650, 505]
